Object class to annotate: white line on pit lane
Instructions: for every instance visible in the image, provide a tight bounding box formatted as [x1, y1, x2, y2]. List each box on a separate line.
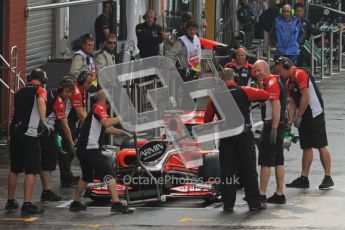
[57, 200, 73, 208]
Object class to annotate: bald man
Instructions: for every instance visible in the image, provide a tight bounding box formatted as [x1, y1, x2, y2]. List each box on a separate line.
[224, 47, 254, 86]
[253, 60, 287, 204]
[70, 90, 133, 214]
[204, 68, 269, 212]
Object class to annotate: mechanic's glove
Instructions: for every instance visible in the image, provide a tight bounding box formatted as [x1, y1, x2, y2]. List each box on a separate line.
[67, 143, 76, 156]
[269, 128, 278, 144]
[294, 114, 302, 129]
[38, 119, 50, 137]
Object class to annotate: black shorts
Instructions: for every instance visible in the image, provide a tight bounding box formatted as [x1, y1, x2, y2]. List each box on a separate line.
[299, 112, 328, 149]
[10, 133, 41, 174]
[40, 132, 58, 171]
[258, 123, 285, 167]
[76, 148, 115, 183]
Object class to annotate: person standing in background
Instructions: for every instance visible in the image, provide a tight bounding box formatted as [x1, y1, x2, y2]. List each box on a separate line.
[237, 0, 256, 48]
[69, 34, 95, 80]
[95, 1, 113, 50]
[270, 4, 304, 65]
[136, 9, 164, 58]
[295, 3, 311, 67]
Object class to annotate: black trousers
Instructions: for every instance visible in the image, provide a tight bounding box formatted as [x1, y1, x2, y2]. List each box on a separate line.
[219, 131, 260, 208]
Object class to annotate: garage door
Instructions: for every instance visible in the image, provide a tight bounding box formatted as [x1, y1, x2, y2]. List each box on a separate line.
[26, 0, 54, 72]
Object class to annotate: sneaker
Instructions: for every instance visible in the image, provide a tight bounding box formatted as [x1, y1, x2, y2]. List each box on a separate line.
[286, 176, 310, 188]
[259, 194, 267, 203]
[5, 199, 19, 210]
[69, 201, 87, 212]
[110, 202, 134, 214]
[319, 176, 334, 190]
[41, 190, 62, 202]
[267, 193, 286, 204]
[249, 201, 266, 212]
[21, 203, 44, 216]
[223, 206, 234, 212]
[222, 203, 234, 212]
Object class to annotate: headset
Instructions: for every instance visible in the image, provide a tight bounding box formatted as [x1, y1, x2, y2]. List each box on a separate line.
[27, 69, 48, 85]
[275, 57, 293, 70]
[77, 70, 91, 85]
[279, 4, 295, 17]
[57, 78, 74, 93]
[142, 10, 157, 21]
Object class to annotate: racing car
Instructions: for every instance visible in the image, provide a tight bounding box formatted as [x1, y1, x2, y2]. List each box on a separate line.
[86, 133, 221, 204]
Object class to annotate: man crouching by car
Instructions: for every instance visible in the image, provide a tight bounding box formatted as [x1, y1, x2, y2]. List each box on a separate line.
[70, 90, 133, 214]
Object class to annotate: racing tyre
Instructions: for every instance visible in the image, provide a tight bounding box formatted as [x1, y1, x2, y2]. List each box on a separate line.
[199, 153, 221, 180]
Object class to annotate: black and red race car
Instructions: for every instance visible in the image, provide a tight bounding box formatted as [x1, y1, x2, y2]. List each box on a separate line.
[86, 137, 221, 204]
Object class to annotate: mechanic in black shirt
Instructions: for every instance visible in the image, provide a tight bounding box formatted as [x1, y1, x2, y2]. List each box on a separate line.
[94, 1, 114, 50]
[135, 9, 164, 58]
[204, 68, 269, 212]
[6, 69, 49, 215]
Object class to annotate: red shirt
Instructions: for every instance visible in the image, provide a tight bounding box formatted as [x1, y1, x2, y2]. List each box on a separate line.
[30, 80, 47, 102]
[69, 82, 85, 108]
[204, 81, 269, 123]
[286, 67, 309, 97]
[46, 92, 67, 130]
[262, 75, 282, 121]
[224, 61, 253, 86]
[94, 103, 109, 120]
[224, 61, 252, 70]
[78, 103, 109, 150]
[287, 67, 323, 118]
[53, 96, 67, 121]
[263, 75, 280, 101]
[21, 80, 47, 137]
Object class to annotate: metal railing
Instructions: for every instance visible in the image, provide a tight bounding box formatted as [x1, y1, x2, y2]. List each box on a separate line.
[339, 24, 345, 72]
[255, 44, 274, 66]
[310, 25, 344, 78]
[258, 24, 345, 79]
[0, 46, 25, 135]
[310, 32, 323, 77]
[26, 0, 108, 13]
